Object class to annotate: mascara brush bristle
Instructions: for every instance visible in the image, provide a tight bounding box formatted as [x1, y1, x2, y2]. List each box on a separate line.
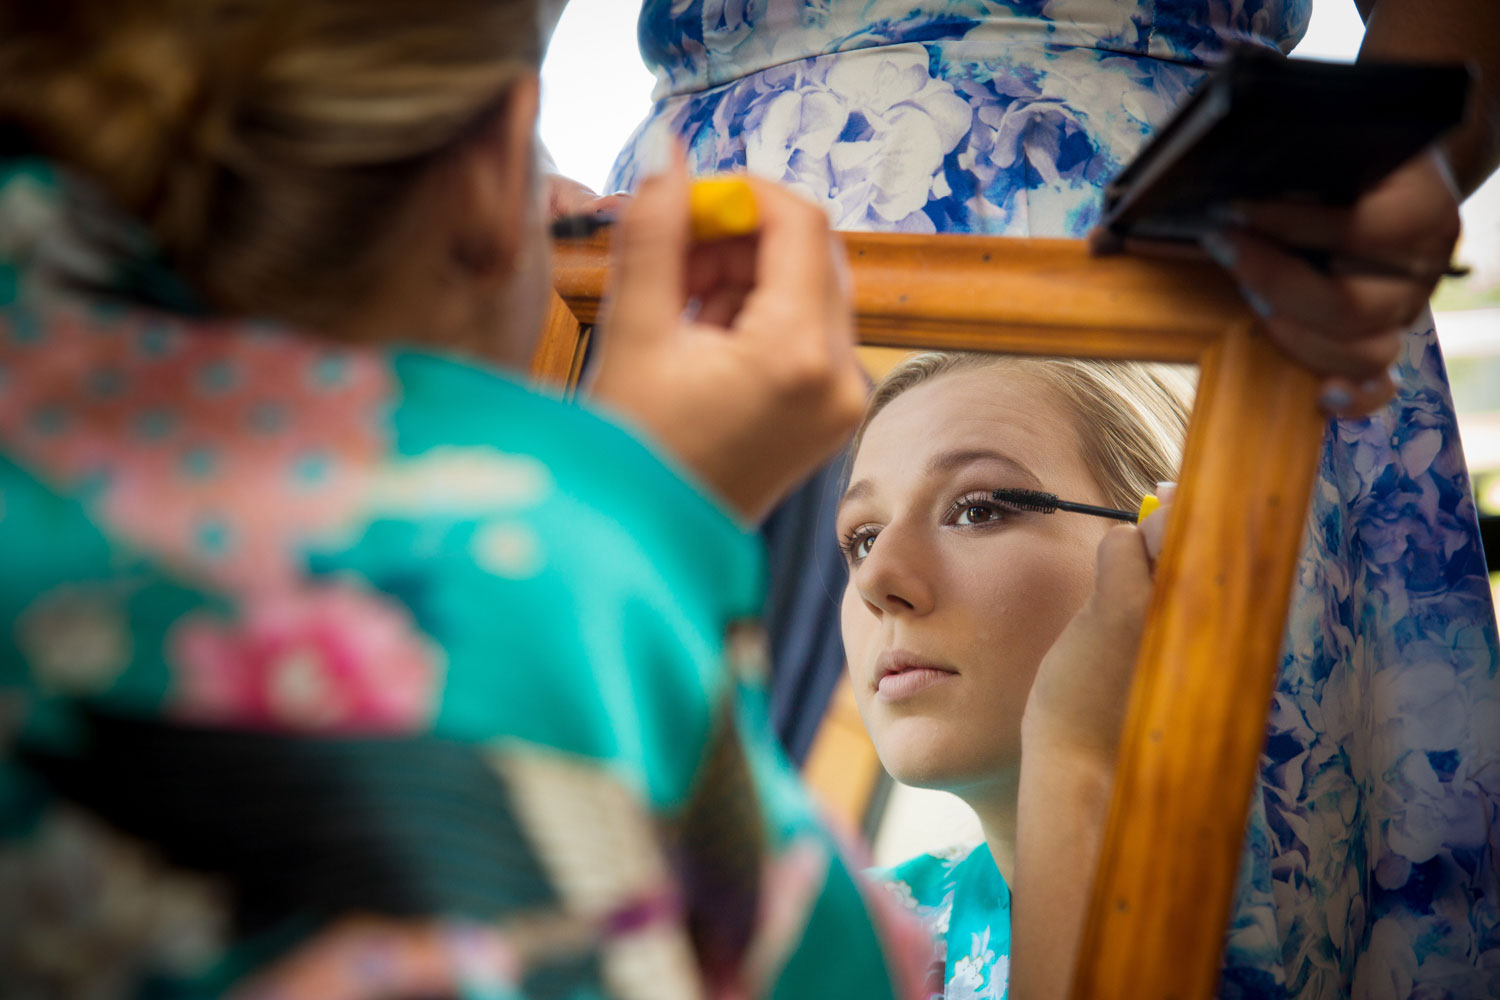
[991, 488, 1061, 513]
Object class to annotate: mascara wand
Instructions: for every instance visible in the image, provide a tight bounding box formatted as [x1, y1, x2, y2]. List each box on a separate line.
[992, 488, 1160, 523]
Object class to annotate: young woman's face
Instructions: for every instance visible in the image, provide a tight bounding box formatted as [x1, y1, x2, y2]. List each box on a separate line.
[837, 366, 1114, 795]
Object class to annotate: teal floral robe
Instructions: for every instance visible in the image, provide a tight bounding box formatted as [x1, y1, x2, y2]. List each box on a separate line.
[874, 844, 1012, 1000]
[0, 159, 928, 999]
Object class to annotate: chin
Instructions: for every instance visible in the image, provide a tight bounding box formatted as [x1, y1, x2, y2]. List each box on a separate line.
[872, 717, 1002, 792]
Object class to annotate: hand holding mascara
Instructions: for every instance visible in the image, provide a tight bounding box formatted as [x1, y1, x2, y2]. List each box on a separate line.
[587, 157, 864, 522]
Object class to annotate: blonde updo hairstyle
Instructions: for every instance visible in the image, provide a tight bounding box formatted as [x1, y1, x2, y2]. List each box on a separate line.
[853, 353, 1196, 511]
[0, 0, 542, 328]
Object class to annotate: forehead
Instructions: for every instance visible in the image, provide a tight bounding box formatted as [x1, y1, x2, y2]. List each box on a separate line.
[849, 366, 1088, 489]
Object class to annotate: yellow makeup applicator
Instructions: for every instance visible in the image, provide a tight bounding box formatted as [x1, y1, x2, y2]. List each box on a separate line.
[549, 176, 760, 241]
[686, 176, 759, 241]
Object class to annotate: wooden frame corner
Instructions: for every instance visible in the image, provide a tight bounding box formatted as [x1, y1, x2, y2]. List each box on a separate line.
[545, 232, 1325, 1000]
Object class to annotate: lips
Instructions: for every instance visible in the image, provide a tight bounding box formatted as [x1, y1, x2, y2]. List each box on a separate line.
[874, 650, 958, 701]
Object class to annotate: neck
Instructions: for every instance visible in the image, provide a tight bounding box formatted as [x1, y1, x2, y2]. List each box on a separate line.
[959, 765, 1021, 885]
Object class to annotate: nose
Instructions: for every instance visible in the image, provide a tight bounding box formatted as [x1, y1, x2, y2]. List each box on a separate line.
[853, 523, 934, 617]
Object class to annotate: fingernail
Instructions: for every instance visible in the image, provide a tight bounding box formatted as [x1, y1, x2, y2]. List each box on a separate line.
[1319, 385, 1353, 412]
[1140, 510, 1169, 560]
[1201, 230, 1239, 269]
[1240, 284, 1274, 319]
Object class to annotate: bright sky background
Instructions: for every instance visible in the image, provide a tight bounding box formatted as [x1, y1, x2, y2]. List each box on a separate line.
[538, 1, 655, 194]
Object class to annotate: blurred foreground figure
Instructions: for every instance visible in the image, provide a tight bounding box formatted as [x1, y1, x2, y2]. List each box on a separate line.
[0, 2, 925, 997]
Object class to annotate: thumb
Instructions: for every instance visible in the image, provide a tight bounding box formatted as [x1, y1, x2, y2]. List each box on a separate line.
[1092, 525, 1154, 632]
[600, 149, 690, 347]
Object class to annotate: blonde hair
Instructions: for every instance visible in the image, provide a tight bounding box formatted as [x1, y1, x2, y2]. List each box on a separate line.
[0, 0, 541, 327]
[853, 353, 1196, 510]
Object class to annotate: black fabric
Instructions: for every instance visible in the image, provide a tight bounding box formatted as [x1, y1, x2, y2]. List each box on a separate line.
[661, 702, 765, 990]
[20, 711, 559, 936]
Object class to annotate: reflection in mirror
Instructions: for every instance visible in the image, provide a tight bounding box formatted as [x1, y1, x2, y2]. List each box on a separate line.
[811, 347, 1197, 995]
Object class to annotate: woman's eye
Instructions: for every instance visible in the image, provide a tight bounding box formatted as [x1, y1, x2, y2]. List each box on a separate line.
[841, 528, 878, 562]
[949, 493, 1009, 527]
[956, 504, 995, 525]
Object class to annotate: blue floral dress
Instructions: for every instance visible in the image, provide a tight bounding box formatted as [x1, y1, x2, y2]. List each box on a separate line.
[611, 4, 1500, 998]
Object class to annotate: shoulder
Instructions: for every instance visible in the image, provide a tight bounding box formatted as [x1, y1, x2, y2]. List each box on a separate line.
[385, 349, 763, 615]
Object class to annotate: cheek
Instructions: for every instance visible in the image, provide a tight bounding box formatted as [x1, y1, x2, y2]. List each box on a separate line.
[839, 584, 872, 670]
[839, 582, 881, 716]
[957, 534, 1098, 680]
[494, 205, 552, 367]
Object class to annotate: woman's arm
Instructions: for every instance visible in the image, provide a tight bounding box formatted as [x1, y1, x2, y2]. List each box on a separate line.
[1360, 0, 1500, 197]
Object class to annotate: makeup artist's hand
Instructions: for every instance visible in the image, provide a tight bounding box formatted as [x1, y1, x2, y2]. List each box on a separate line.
[1021, 487, 1175, 766]
[586, 157, 866, 523]
[1200, 149, 1462, 417]
[545, 172, 629, 221]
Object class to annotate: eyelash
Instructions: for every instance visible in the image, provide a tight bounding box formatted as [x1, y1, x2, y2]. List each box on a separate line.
[838, 491, 1015, 564]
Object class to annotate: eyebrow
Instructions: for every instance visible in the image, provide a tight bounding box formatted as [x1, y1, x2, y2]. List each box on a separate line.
[838, 448, 1045, 515]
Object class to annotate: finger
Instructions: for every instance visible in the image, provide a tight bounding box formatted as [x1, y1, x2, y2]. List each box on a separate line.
[1116, 235, 1214, 262]
[684, 236, 756, 327]
[1257, 312, 1404, 381]
[1228, 149, 1461, 263]
[546, 176, 603, 220]
[1203, 228, 1432, 341]
[730, 178, 858, 391]
[1093, 524, 1154, 625]
[684, 235, 757, 303]
[587, 192, 632, 216]
[693, 284, 753, 328]
[1218, 200, 1353, 251]
[1138, 499, 1173, 565]
[737, 175, 840, 315]
[600, 149, 691, 346]
[1317, 367, 1400, 418]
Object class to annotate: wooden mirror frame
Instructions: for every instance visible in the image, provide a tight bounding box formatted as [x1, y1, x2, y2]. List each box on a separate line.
[539, 232, 1326, 1000]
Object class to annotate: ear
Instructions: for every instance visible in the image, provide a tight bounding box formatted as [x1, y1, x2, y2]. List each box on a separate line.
[451, 72, 542, 283]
